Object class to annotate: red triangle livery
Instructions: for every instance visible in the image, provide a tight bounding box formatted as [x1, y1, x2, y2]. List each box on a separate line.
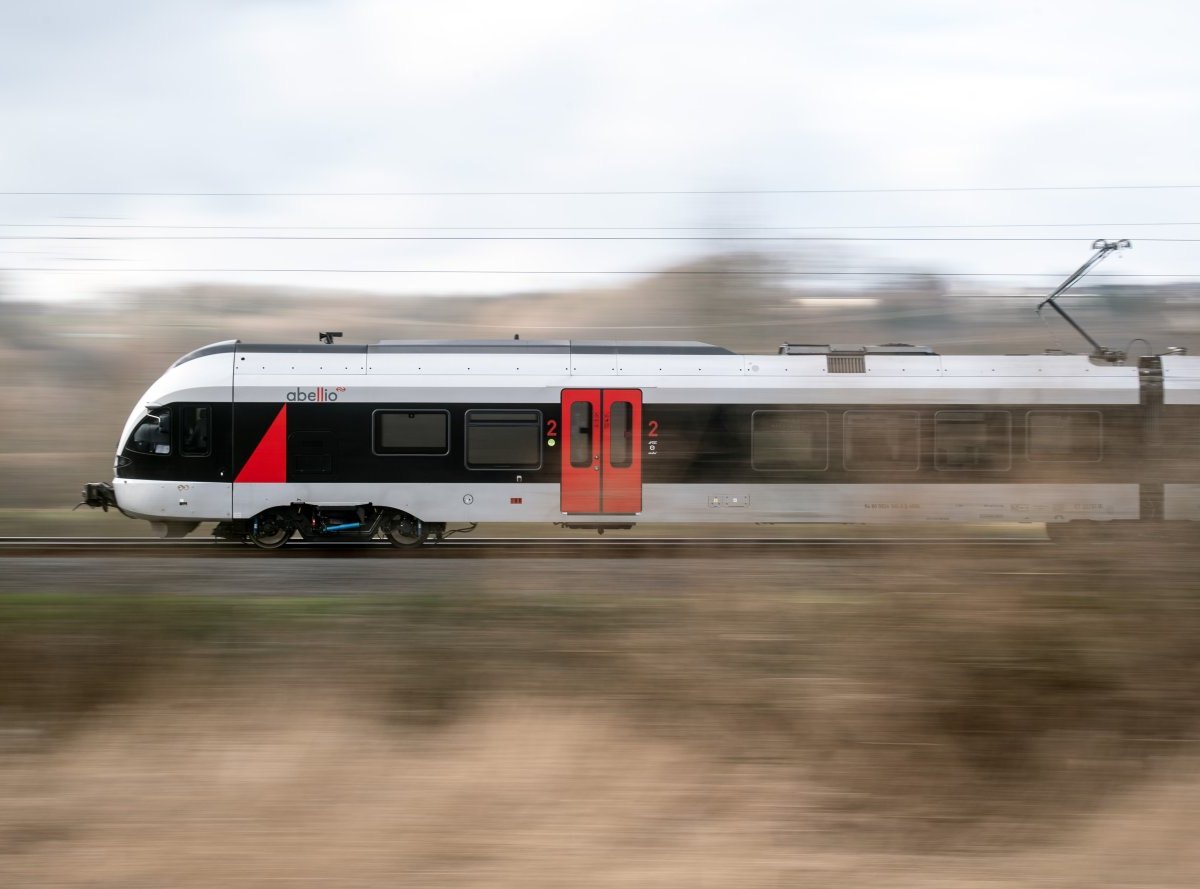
[235, 405, 287, 483]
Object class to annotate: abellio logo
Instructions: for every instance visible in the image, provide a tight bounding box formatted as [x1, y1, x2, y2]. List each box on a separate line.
[286, 386, 346, 403]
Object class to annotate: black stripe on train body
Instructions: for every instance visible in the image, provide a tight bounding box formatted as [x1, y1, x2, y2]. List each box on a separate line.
[116, 399, 1200, 487]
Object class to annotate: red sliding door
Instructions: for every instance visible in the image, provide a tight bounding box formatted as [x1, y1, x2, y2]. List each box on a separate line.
[560, 389, 642, 514]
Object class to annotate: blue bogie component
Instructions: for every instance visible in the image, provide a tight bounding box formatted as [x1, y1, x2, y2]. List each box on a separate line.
[323, 521, 361, 533]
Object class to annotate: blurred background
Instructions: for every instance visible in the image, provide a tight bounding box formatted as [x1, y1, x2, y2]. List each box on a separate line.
[4, 1, 1200, 886]
[4, 257, 1200, 528]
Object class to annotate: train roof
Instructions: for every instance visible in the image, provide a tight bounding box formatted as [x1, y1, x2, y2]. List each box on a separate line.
[173, 339, 738, 367]
[143, 337, 1200, 409]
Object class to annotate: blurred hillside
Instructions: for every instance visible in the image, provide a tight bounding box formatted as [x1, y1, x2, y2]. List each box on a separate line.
[2, 252, 1199, 509]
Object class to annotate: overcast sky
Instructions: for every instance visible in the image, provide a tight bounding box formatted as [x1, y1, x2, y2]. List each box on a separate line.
[2, 0, 1198, 302]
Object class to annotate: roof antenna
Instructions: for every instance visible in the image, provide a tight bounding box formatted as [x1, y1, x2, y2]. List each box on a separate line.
[319, 331, 343, 345]
[1037, 239, 1131, 363]
[514, 333, 520, 340]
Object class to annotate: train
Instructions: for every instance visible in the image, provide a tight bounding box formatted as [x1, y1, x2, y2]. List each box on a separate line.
[77, 243, 1200, 548]
[78, 332, 1200, 548]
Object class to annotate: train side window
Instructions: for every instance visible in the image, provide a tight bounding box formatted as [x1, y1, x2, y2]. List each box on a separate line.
[466, 410, 542, 469]
[373, 410, 450, 456]
[126, 408, 172, 456]
[934, 411, 1011, 471]
[180, 405, 211, 457]
[570, 401, 592, 468]
[752, 411, 828, 471]
[609, 401, 633, 468]
[844, 411, 920, 471]
[1027, 411, 1103, 462]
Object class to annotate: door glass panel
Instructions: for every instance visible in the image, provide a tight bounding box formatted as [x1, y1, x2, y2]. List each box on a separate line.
[609, 401, 632, 468]
[570, 401, 593, 468]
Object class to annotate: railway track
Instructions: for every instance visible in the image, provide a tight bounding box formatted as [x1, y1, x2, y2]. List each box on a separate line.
[0, 535, 1051, 559]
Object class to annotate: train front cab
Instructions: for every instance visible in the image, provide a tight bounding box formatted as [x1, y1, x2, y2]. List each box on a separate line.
[107, 345, 235, 536]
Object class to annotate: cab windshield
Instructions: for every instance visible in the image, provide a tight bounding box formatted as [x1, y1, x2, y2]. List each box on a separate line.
[126, 408, 172, 456]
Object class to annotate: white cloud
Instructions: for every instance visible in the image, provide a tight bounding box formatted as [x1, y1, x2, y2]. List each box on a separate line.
[0, 0, 1197, 301]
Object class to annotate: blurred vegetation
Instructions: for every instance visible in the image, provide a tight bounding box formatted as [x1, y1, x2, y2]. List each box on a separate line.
[2, 561, 1199, 844]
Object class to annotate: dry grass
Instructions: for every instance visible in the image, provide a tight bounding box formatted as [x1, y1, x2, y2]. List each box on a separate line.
[2, 553, 1200, 886]
[3, 689, 1200, 888]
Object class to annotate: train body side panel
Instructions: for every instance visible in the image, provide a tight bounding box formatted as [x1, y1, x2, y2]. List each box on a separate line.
[110, 342, 1198, 528]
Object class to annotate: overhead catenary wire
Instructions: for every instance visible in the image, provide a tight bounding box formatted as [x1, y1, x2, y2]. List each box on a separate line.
[1, 234, 1199, 242]
[6, 221, 1200, 231]
[3, 184, 1200, 196]
[4, 267, 1196, 278]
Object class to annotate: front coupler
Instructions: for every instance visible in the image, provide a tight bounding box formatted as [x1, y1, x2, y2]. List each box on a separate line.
[77, 482, 119, 512]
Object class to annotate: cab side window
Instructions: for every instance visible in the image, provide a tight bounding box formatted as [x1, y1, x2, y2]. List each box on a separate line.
[180, 405, 211, 457]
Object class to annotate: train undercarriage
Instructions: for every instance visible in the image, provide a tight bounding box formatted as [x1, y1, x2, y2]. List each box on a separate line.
[210, 504, 452, 549]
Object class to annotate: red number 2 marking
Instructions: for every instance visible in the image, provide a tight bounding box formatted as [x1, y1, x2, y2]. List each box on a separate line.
[648, 420, 659, 436]
[546, 419, 558, 437]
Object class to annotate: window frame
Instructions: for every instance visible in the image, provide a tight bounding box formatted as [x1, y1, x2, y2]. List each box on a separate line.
[609, 400, 634, 469]
[933, 410, 1012, 472]
[372, 409, 451, 457]
[842, 410, 921, 472]
[1026, 410, 1104, 463]
[179, 404, 212, 458]
[750, 409, 830, 472]
[464, 409, 543, 471]
[569, 401, 593, 469]
[125, 407, 173, 458]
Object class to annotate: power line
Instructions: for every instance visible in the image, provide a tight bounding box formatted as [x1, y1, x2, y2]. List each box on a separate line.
[5, 267, 1196, 278]
[2, 184, 1200, 197]
[1, 234, 1199, 242]
[4, 221, 1200, 232]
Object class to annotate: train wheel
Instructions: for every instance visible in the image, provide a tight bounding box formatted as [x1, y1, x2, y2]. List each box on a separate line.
[384, 512, 427, 548]
[249, 509, 293, 549]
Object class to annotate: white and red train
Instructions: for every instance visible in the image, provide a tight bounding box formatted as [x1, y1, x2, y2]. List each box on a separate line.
[81, 336, 1200, 547]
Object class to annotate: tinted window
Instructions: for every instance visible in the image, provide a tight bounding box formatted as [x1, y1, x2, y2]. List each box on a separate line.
[180, 405, 211, 457]
[752, 411, 828, 471]
[934, 411, 1011, 471]
[1027, 411, 1102, 462]
[844, 411, 919, 471]
[374, 410, 450, 456]
[609, 401, 633, 468]
[466, 410, 542, 469]
[127, 409, 171, 456]
[570, 401, 592, 468]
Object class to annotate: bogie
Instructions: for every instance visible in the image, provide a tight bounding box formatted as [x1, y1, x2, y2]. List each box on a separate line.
[249, 508, 294, 550]
[383, 511, 427, 547]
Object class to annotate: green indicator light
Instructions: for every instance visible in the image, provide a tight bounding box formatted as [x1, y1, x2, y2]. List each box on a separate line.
[547, 438, 556, 447]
